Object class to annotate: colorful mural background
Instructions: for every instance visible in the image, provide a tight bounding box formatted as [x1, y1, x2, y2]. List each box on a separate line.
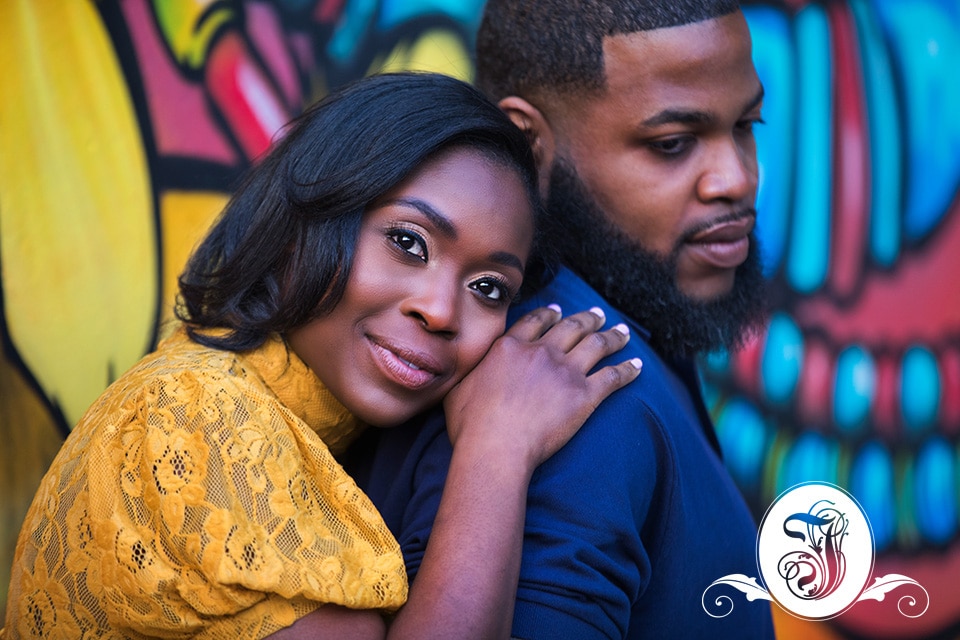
[1, 1, 957, 637]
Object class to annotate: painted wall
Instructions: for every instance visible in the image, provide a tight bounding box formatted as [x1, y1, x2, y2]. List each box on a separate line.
[1, 1, 957, 637]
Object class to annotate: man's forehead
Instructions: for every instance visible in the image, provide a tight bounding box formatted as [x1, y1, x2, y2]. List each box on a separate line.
[597, 12, 756, 102]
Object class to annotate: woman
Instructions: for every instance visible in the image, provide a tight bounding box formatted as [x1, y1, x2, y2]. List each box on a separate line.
[3, 73, 641, 639]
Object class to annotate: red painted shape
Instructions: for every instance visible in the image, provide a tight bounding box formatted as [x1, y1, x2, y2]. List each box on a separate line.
[732, 329, 764, 397]
[837, 546, 960, 639]
[870, 351, 900, 439]
[797, 337, 834, 427]
[827, 2, 870, 300]
[939, 346, 960, 432]
[794, 194, 960, 346]
[205, 31, 288, 160]
[315, 0, 346, 24]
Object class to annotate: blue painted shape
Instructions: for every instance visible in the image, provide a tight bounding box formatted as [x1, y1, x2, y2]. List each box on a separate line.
[901, 345, 941, 433]
[851, 441, 896, 551]
[849, 0, 903, 267]
[914, 437, 958, 545]
[788, 5, 833, 293]
[701, 347, 731, 376]
[833, 345, 876, 435]
[761, 311, 803, 407]
[716, 397, 771, 492]
[779, 431, 840, 492]
[379, 0, 487, 34]
[745, 6, 794, 277]
[326, 0, 378, 64]
[873, 1, 960, 241]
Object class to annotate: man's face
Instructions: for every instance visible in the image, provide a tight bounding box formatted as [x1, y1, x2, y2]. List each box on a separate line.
[546, 11, 764, 301]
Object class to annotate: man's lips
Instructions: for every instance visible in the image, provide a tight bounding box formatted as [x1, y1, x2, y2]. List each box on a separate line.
[685, 215, 755, 270]
[367, 335, 444, 390]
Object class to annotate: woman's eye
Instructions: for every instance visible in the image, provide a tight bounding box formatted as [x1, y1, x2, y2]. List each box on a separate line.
[470, 278, 510, 303]
[388, 229, 427, 261]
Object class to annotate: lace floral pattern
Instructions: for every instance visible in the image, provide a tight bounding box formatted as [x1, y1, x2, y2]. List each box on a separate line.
[3, 328, 407, 639]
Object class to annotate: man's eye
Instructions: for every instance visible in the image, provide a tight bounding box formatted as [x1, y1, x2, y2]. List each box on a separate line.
[649, 137, 692, 156]
[470, 277, 510, 303]
[388, 230, 427, 261]
[737, 117, 765, 133]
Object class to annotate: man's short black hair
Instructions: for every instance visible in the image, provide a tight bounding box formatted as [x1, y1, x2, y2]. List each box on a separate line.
[476, 0, 741, 101]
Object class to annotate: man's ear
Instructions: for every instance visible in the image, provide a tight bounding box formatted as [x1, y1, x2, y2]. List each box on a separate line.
[498, 96, 555, 196]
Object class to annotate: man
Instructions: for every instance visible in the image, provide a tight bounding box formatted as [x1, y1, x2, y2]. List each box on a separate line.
[348, 1, 775, 637]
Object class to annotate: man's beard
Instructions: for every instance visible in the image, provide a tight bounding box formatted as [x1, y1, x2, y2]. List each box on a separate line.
[544, 159, 768, 361]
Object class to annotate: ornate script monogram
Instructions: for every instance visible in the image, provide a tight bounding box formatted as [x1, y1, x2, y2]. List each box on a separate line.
[702, 482, 929, 621]
[779, 500, 848, 601]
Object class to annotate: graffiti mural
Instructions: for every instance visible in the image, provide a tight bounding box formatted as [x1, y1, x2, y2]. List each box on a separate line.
[1, 1, 958, 637]
[705, 1, 960, 638]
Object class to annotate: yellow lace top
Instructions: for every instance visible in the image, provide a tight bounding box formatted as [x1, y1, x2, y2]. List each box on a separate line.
[3, 327, 407, 639]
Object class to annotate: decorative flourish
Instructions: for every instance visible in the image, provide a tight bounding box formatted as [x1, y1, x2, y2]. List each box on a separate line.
[701, 574, 772, 618]
[778, 500, 849, 600]
[857, 574, 931, 618]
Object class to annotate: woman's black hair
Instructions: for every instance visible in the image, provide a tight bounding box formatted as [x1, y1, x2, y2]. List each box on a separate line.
[176, 72, 544, 351]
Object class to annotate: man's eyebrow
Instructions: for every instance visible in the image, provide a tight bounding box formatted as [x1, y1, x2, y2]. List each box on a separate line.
[386, 197, 457, 238]
[641, 84, 766, 128]
[743, 84, 765, 115]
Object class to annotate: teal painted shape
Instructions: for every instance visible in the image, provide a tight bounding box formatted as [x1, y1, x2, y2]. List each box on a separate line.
[901, 345, 941, 433]
[745, 6, 794, 276]
[849, 0, 903, 267]
[833, 345, 876, 434]
[851, 441, 896, 551]
[788, 5, 833, 293]
[761, 311, 803, 407]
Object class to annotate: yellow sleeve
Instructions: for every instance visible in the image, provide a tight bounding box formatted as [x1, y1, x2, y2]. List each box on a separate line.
[84, 366, 407, 638]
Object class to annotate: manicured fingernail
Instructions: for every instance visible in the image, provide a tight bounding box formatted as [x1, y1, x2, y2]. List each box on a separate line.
[630, 358, 643, 370]
[589, 306, 605, 319]
[612, 323, 629, 336]
[548, 303, 562, 314]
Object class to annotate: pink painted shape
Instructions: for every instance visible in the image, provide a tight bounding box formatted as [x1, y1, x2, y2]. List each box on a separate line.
[121, 0, 239, 165]
[795, 196, 960, 347]
[245, 1, 303, 111]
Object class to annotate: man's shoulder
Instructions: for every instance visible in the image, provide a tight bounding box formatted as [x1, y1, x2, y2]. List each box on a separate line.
[517, 267, 689, 417]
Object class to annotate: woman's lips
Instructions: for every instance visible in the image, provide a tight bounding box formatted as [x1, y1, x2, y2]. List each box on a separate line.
[685, 216, 754, 270]
[368, 336, 443, 390]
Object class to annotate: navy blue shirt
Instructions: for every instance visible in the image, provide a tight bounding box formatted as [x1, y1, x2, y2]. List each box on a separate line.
[348, 267, 775, 639]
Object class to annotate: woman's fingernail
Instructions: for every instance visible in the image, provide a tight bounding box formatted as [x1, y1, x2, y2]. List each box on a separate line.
[613, 323, 629, 336]
[589, 306, 605, 320]
[548, 303, 562, 314]
[630, 358, 643, 370]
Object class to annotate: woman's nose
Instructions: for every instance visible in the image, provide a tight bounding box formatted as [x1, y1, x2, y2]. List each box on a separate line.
[400, 278, 460, 337]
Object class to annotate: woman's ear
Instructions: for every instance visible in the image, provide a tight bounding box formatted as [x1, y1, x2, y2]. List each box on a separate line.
[497, 96, 555, 197]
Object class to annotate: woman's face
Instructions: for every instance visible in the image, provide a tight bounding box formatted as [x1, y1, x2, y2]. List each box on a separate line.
[287, 146, 535, 427]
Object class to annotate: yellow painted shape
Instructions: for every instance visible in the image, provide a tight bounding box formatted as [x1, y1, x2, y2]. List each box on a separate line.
[0, 0, 156, 427]
[373, 28, 474, 82]
[157, 189, 229, 333]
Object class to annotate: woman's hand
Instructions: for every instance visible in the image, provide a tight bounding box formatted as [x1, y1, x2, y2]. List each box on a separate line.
[387, 305, 641, 640]
[443, 304, 642, 470]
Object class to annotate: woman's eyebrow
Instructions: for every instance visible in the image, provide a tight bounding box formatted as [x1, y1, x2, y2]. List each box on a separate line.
[386, 197, 457, 238]
[385, 197, 524, 272]
[489, 250, 524, 272]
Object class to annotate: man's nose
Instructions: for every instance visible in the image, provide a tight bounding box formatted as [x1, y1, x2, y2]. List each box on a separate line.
[697, 137, 758, 204]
